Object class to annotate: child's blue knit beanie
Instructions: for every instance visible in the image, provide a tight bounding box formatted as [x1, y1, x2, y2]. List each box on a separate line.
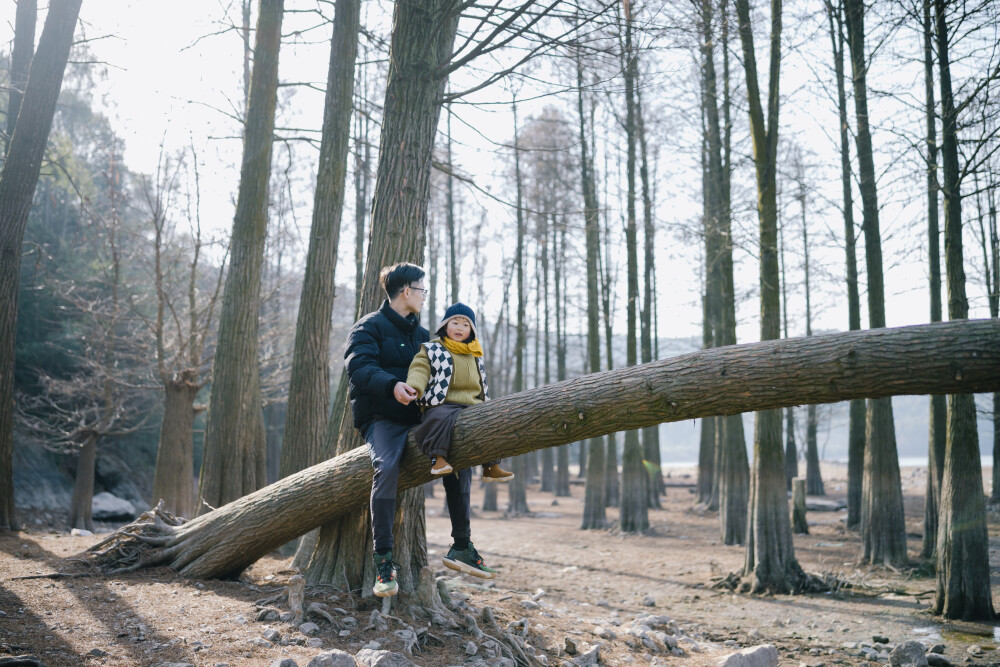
[437, 302, 478, 339]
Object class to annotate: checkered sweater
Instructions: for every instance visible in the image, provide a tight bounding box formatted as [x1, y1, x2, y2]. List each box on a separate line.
[406, 340, 491, 407]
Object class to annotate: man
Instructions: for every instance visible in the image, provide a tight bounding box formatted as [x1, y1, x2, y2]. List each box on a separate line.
[345, 263, 496, 598]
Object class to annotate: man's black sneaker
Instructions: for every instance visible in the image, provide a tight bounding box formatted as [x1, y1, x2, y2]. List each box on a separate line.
[372, 550, 398, 597]
[443, 541, 497, 579]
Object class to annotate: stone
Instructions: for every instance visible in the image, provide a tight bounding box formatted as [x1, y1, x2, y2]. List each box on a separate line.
[279, 612, 294, 622]
[926, 655, 951, 667]
[252, 637, 273, 648]
[966, 646, 983, 656]
[929, 645, 946, 655]
[299, 622, 320, 636]
[594, 627, 615, 640]
[889, 641, 928, 667]
[91, 491, 136, 520]
[306, 638, 323, 648]
[573, 645, 600, 666]
[465, 641, 479, 655]
[306, 650, 357, 667]
[521, 600, 540, 610]
[262, 628, 281, 642]
[339, 630, 351, 637]
[678, 636, 702, 653]
[564, 637, 578, 655]
[718, 644, 780, 667]
[873, 636, 891, 645]
[642, 595, 656, 607]
[748, 629, 762, 639]
[269, 659, 299, 667]
[354, 648, 417, 667]
[88, 648, 108, 657]
[341, 616, 358, 629]
[70, 528, 93, 537]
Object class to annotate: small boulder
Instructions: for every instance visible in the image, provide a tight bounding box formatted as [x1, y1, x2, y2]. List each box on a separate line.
[573, 645, 600, 666]
[873, 636, 891, 645]
[91, 491, 136, 520]
[269, 659, 298, 667]
[306, 650, 356, 667]
[299, 622, 320, 636]
[889, 641, 928, 667]
[642, 595, 656, 607]
[925, 654, 951, 667]
[465, 641, 479, 655]
[70, 528, 93, 537]
[718, 644, 780, 667]
[354, 648, 416, 667]
[262, 628, 281, 642]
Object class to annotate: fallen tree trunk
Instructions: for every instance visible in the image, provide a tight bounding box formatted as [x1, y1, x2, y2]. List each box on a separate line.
[89, 319, 1000, 579]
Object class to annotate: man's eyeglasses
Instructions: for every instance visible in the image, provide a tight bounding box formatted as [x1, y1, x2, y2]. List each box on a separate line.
[407, 285, 428, 297]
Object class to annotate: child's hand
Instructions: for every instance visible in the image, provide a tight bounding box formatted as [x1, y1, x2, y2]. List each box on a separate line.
[394, 382, 418, 405]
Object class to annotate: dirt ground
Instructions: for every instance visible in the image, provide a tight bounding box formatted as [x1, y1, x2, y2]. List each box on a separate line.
[3, 462, 1000, 667]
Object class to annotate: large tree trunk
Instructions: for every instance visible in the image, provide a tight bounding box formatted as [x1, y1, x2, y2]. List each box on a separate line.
[89, 320, 1000, 579]
[0, 0, 82, 533]
[843, 0, 907, 566]
[69, 434, 97, 532]
[281, 0, 360, 480]
[199, 0, 284, 510]
[578, 43, 606, 530]
[735, 0, 801, 592]
[931, 0, 994, 621]
[799, 182, 823, 497]
[151, 378, 200, 518]
[298, 0, 462, 596]
[824, 0, 864, 529]
[919, 0, 946, 559]
[619, 2, 648, 534]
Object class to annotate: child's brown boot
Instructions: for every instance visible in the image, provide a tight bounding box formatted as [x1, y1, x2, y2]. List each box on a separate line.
[482, 462, 514, 483]
[431, 456, 453, 475]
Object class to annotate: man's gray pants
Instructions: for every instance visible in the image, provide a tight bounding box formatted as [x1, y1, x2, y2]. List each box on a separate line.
[365, 418, 471, 552]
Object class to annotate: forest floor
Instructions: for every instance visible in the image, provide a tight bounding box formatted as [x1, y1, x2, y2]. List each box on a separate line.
[3, 462, 1000, 667]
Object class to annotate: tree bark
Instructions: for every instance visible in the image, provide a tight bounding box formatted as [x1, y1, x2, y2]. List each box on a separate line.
[799, 180, 823, 497]
[89, 320, 1000, 579]
[843, 0, 907, 566]
[920, 0, 946, 558]
[199, 0, 284, 510]
[932, 0, 994, 621]
[281, 0, 361, 481]
[0, 0, 82, 533]
[151, 378, 200, 518]
[298, 0, 462, 596]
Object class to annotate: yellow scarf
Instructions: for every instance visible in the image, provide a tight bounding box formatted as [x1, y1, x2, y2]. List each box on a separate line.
[440, 336, 483, 358]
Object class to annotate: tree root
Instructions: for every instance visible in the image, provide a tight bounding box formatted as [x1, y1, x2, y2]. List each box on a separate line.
[85, 502, 186, 572]
[711, 569, 852, 595]
[478, 605, 539, 667]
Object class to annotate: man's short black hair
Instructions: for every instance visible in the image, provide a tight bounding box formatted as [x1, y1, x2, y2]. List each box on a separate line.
[379, 262, 425, 300]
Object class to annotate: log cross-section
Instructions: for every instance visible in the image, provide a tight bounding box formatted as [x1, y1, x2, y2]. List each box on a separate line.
[99, 320, 1000, 579]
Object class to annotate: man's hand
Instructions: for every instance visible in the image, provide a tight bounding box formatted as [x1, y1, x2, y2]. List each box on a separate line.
[394, 382, 418, 405]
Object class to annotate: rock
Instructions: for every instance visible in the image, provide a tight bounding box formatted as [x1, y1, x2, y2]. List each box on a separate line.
[564, 637, 578, 655]
[354, 648, 417, 667]
[153, 663, 194, 667]
[521, 600, 540, 610]
[718, 644, 780, 667]
[678, 636, 702, 653]
[889, 641, 928, 667]
[362, 641, 381, 651]
[279, 612, 295, 622]
[926, 655, 951, 667]
[873, 636, 891, 645]
[235, 615, 248, 625]
[252, 637, 273, 648]
[269, 659, 299, 667]
[642, 595, 656, 607]
[860, 647, 880, 660]
[305, 650, 356, 667]
[70, 528, 93, 537]
[338, 630, 351, 637]
[966, 646, 982, 656]
[490, 659, 516, 667]
[465, 641, 479, 655]
[341, 616, 358, 629]
[91, 491, 136, 520]
[929, 645, 946, 655]
[257, 608, 280, 622]
[748, 629, 762, 639]
[306, 638, 323, 648]
[262, 628, 281, 642]
[594, 626, 616, 640]
[573, 645, 600, 666]
[87, 648, 108, 657]
[299, 622, 320, 636]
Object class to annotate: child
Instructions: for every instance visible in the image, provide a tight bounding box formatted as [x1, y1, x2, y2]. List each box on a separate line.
[406, 303, 514, 482]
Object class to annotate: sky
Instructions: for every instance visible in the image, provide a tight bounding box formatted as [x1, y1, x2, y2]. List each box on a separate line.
[2, 1, 995, 458]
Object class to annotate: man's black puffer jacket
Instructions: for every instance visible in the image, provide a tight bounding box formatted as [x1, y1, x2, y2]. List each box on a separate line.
[345, 300, 429, 432]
